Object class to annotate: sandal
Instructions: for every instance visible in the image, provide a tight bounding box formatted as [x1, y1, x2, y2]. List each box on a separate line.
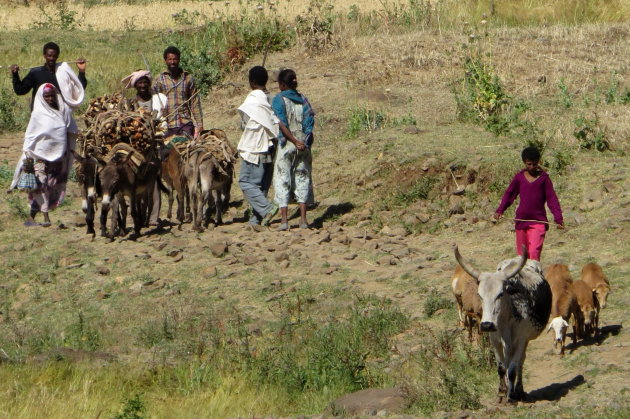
[41, 222, 52, 227]
[24, 220, 40, 227]
[278, 222, 289, 231]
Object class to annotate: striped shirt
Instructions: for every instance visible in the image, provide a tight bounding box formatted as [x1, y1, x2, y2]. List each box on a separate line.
[154, 70, 203, 129]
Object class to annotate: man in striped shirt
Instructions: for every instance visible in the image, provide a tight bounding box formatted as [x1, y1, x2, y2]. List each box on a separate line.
[154, 46, 204, 139]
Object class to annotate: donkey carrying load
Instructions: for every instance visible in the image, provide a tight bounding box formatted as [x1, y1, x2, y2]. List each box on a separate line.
[183, 130, 236, 232]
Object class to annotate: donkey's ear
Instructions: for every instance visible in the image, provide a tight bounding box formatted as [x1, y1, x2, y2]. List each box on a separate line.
[70, 150, 83, 162]
[95, 157, 107, 169]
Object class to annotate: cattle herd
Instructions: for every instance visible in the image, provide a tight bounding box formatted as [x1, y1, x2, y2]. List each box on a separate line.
[453, 245, 611, 403]
[73, 94, 236, 239]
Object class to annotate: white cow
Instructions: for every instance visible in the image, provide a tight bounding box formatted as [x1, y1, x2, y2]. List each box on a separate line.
[454, 245, 552, 402]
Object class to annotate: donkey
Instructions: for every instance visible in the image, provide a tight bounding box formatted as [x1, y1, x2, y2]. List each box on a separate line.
[185, 146, 233, 232]
[98, 145, 160, 239]
[160, 145, 189, 227]
[72, 151, 101, 237]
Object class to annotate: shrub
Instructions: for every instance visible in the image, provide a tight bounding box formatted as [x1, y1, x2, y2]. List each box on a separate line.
[295, 0, 339, 53]
[402, 329, 494, 414]
[30, 0, 79, 30]
[254, 294, 409, 394]
[347, 107, 389, 137]
[164, 12, 294, 95]
[0, 89, 28, 133]
[557, 77, 573, 109]
[574, 114, 610, 152]
[423, 289, 452, 318]
[389, 175, 440, 207]
[114, 394, 145, 419]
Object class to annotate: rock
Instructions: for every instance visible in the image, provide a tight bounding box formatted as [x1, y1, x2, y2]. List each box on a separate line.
[403, 214, 420, 226]
[274, 252, 289, 262]
[378, 256, 395, 266]
[344, 253, 358, 261]
[210, 242, 228, 257]
[166, 249, 182, 257]
[203, 266, 218, 278]
[320, 196, 341, 206]
[134, 254, 151, 260]
[96, 291, 111, 299]
[243, 255, 258, 265]
[391, 227, 409, 237]
[50, 292, 64, 303]
[154, 242, 167, 251]
[279, 260, 290, 269]
[403, 125, 422, 134]
[448, 201, 464, 215]
[380, 225, 395, 236]
[418, 213, 431, 223]
[129, 282, 143, 293]
[172, 254, 184, 263]
[327, 388, 407, 416]
[97, 266, 110, 276]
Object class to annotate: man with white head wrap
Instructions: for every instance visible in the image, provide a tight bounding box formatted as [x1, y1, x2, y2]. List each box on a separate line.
[121, 69, 168, 226]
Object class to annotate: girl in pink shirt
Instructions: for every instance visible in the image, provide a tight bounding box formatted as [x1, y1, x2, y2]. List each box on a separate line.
[493, 147, 564, 261]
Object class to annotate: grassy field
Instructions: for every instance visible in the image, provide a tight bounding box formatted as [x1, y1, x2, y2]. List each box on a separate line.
[0, 0, 629, 417]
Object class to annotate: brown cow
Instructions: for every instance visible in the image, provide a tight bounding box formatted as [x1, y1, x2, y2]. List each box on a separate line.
[581, 263, 610, 333]
[451, 265, 482, 341]
[544, 264, 578, 355]
[571, 280, 597, 340]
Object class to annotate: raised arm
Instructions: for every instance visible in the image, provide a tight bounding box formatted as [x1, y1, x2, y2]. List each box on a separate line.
[12, 67, 34, 96]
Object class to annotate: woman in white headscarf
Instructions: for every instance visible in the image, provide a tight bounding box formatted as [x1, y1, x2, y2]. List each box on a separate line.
[9, 83, 78, 227]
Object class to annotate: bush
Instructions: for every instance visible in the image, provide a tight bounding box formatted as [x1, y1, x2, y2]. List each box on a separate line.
[402, 329, 494, 414]
[423, 289, 452, 318]
[254, 294, 409, 394]
[164, 12, 294, 95]
[0, 89, 28, 133]
[347, 107, 389, 137]
[574, 114, 610, 152]
[389, 175, 440, 207]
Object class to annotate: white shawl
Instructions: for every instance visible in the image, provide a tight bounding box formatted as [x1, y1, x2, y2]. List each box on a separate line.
[56, 62, 85, 109]
[237, 90, 279, 162]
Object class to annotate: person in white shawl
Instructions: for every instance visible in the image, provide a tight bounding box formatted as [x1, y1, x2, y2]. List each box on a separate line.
[237, 66, 280, 228]
[9, 84, 79, 227]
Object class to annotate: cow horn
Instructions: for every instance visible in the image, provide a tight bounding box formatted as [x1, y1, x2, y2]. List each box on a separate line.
[453, 245, 480, 280]
[503, 245, 528, 280]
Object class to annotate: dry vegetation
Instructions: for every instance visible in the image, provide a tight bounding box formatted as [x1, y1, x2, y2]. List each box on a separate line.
[0, 0, 629, 417]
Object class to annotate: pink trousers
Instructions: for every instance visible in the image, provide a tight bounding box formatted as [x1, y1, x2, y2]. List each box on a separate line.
[516, 224, 546, 261]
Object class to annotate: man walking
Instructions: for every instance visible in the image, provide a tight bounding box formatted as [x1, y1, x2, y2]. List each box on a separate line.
[11, 42, 87, 109]
[153, 46, 203, 139]
[237, 66, 279, 229]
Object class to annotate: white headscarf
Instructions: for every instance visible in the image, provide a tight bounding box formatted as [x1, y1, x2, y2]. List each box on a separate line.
[121, 70, 151, 89]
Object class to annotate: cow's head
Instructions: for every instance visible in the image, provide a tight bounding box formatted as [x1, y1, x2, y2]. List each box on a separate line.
[99, 152, 131, 210]
[547, 316, 569, 347]
[454, 245, 528, 333]
[593, 283, 610, 309]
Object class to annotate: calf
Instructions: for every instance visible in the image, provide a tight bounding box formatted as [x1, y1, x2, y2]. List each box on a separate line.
[581, 263, 610, 332]
[544, 264, 577, 355]
[571, 279, 597, 340]
[451, 266, 482, 340]
[454, 245, 551, 403]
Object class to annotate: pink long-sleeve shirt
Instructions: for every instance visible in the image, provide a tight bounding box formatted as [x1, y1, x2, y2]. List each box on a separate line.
[496, 170, 563, 230]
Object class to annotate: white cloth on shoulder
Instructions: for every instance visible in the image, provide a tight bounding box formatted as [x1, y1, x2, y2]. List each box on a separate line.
[9, 84, 77, 190]
[237, 90, 279, 164]
[56, 62, 85, 109]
